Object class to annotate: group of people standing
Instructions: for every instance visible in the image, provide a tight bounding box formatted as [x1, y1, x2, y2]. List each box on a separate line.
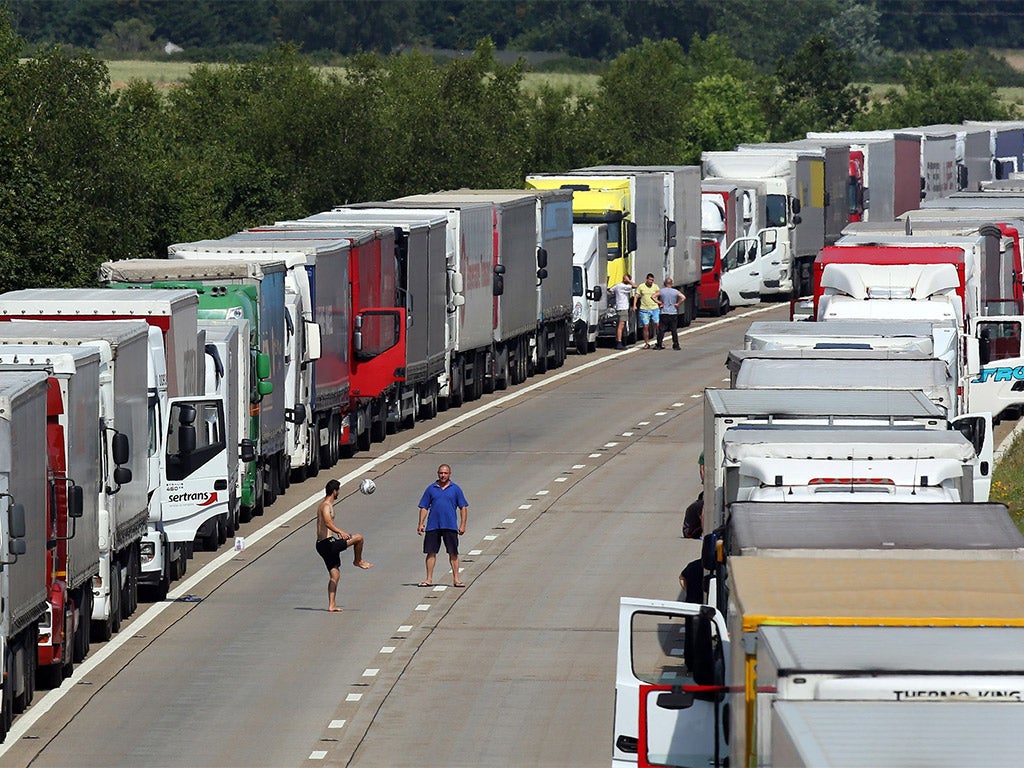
[314, 463, 470, 611]
[608, 273, 686, 350]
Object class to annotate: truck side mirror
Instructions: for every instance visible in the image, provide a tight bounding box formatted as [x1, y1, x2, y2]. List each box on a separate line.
[68, 484, 84, 519]
[689, 606, 718, 688]
[536, 268, 548, 281]
[493, 266, 505, 297]
[177, 403, 197, 426]
[448, 295, 466, 313]
[666, 219, 677, 248]
[239, 438, 257, 463]
[450, 272, 464, 294]
[8, 502, 25, 539]
[256, 352, 271, 380]
[257, 380, 273, 396]
[289, 403, 307, 424]
[178, 424, 196, 454]
[112, 432, 130, 466]
[791, 198, 801, 215]
[590, 285, 604, 301]
[305, 322, 322, 362]
[626, 222, 638, 253]
[536, 246, 548, 270]
[113, 466, 132, 486]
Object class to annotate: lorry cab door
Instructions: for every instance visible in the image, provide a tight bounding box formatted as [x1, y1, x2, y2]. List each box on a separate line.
[719, 237, 763, 307]
[951, 411, 994, 502]
[614, 597, 729, 768]
[969, 317, 1024, 423]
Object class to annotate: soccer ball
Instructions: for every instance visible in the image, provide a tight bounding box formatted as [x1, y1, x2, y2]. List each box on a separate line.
[359, 478, 377, 495]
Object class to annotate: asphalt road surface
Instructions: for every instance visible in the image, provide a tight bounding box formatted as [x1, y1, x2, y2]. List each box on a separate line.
[2, 304, 785, 768]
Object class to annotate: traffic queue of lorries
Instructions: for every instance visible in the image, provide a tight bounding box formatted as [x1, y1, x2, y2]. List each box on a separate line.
[616, 121, 1024, 768]
[2, 119, 1024, 748]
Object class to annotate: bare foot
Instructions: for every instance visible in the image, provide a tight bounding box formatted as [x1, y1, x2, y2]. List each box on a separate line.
[328, 606, 342, 612]
[353, 560, 374, 569]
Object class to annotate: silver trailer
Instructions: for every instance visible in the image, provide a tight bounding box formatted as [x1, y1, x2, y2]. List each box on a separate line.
[724, 347, 933, 387]
[965, 119, 1024, 179]
[771, 700, 1024, 768]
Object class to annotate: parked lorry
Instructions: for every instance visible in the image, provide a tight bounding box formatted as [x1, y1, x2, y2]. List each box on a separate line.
[724, 347, 936, 388]
[0, 345, 97, 686]
[806, 130, 924, 221]
[347, 200, 495, 406]
[402, 188, 573, 373]
[616, 557, 1024, 768]
[0, 292, 190, 611]
[0, 372, 52, 742]
[281, 207, 449, 412]
[395, 192, 539, 388]
[573, 166, 704, 325]
[524, 174, 640, 343]
[906, 123, 993, 192]
[570, 223, 608, 352]
[100, 258, 284, 508]
[964, 119, 1024, 179]
[703, 148, 828, 299]
[701, 388, 979, 529]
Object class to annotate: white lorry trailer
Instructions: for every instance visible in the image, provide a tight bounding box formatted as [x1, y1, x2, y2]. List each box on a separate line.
[0, 372, 49, 742]
[0, 345, 100, 685]
[0, 291, 196, 609]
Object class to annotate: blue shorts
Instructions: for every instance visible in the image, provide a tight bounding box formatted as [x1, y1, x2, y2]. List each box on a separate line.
[423, 529, 459, 555]
[639, 308, 660, 326]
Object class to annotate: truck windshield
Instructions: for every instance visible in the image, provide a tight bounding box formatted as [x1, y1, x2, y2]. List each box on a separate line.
[765, 194, 788, 228]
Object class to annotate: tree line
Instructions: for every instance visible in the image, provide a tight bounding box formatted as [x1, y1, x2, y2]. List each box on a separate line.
[0, 12, 1016, 291]
[9, 0, 1024, 82]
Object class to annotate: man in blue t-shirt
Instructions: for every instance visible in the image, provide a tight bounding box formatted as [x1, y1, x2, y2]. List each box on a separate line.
[417, 463, 469, 587]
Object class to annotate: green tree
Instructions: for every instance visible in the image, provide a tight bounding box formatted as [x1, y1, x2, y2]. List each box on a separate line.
[96, 18, 158, 59]
[677, 74, 769, 163]
[856, 50, 1017, 129]
[769, 36, 869, 140]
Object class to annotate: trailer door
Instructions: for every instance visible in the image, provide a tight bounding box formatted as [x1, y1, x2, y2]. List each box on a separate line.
[614, 597, 729, 768]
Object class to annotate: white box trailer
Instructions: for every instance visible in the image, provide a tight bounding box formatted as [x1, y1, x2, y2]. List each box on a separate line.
[771, 699, 1024, 767]
[0, 344, 101, 678]
[0, 371, 49, 738]
[0, 320, 153, 625]
[909, 122, 993, 192]
[703, 389, 951, 529]
[965, 119, 1024, 178]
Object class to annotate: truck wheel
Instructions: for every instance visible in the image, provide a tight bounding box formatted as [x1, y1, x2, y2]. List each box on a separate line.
[110, 568, 122, 635]
[370, 405, 387, 443]
[536, 332, 547, 374]
[253, 470, 266, 516]
[450, 357, 465, 408]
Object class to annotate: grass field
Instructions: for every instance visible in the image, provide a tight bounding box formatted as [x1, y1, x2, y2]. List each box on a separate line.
[992, 431, 1024, 533]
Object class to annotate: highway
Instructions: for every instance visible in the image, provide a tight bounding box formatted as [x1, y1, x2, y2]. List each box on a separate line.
[2, 304, 784, 768]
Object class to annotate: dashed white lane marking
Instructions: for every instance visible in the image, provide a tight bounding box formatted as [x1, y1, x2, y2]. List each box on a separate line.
[468, 549, 482, 556]
[554, 477, 567, 483]
[483, 535, 498, 541]
[363, 669, 379, 677]
[655, 411, 667, 416]
[310, 750, 327, 760]
[518, 503, 532, 509]
[502, 518, 516, 524]
[622, 431, 634, 436]
[589, 453, 601, 458]
[537, 490, 550, 495]
[637, 421, 650, 426]
[346, 693, 362, 702]
[380, 647, 395, 654]
[329, 720, 346, 729]
[432, 585, 447, 592]
[672, 402, 684, 407]
[397, 625, 412, 633]
[690, 393, 701, 398]
[415, 604, 430, 611]
[604, 441, 619, 447]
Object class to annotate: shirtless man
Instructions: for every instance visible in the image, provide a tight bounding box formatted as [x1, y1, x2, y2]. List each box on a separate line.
[316, 479, 372, 612]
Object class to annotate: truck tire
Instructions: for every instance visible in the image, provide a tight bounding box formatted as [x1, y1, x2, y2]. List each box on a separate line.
[450, 357, 465, 408]
[253, 469, 266, 516]
[536, 331, 548, 374]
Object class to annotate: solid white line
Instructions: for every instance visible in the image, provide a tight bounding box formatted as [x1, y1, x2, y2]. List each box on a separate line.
[0, 304, 773, 754]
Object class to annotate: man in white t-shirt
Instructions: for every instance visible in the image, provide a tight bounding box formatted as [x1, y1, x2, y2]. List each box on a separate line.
[608, 274, 636, 349]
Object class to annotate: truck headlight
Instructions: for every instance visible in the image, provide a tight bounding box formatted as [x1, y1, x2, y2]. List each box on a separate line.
[140, 541, 156, 565]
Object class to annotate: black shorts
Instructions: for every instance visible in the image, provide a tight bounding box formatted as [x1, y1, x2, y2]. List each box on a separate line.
[316, 537, 349, 571]
[423, 529, 459, 555]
